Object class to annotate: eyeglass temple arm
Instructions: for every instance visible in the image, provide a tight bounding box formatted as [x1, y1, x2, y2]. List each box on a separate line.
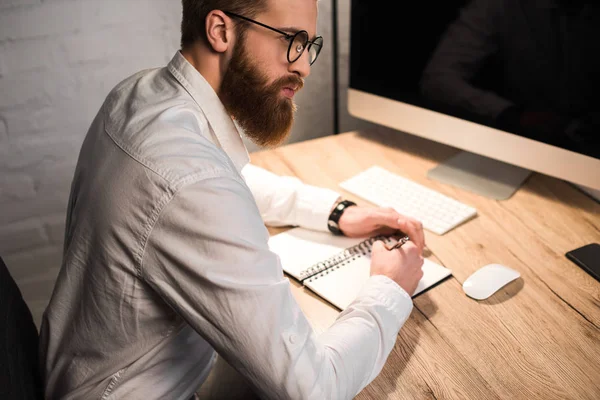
[223, 11, 293, 39]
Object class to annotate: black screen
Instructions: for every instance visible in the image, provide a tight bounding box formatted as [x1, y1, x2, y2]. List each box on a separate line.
[349, 0, 600, 159]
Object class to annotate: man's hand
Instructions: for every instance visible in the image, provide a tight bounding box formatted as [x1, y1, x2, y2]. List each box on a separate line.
[338, 205, 426, 252]
[370, 240, 424, 296]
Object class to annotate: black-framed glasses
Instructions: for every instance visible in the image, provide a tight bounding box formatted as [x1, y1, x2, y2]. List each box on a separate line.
[224, 11, 323, 66]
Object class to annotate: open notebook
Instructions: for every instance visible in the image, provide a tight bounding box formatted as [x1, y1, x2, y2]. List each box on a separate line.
[268, 227, 452, 310]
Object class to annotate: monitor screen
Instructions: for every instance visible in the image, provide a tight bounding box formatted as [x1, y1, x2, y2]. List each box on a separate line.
[348, 0, 600, 190]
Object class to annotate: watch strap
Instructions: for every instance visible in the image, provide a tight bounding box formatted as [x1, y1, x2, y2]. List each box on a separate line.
[327, 200, 357, 235]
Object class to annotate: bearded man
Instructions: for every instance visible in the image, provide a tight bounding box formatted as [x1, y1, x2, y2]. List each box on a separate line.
[39, 1, 425, 399]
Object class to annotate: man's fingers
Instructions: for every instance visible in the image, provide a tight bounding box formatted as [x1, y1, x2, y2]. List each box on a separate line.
[396, 218, 425, 252]
[371, 240, 387, 252]
[407, 219, 425, 252]
[371, 208, 426, 252]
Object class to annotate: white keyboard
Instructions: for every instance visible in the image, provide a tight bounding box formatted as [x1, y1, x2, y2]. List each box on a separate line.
[339, 166, 477, 235]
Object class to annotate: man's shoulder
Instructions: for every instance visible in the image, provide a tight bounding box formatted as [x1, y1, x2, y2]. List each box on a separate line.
[99, 68, 240, 190]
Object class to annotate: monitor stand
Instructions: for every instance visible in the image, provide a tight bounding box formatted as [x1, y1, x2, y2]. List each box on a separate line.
[427, 151, 531, 200]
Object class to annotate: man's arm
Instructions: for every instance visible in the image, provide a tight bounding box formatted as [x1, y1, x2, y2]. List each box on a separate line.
[241, 162, 341, 232]
[142, 174, 413, 400]
[419, 0, 513, 121]
[241, 163, 427, 250]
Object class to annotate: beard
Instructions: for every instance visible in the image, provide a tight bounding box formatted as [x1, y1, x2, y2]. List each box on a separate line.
[219, 37, 304, 148]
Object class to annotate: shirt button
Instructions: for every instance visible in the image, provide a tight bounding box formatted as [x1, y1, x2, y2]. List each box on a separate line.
[289, 334, 297, 344]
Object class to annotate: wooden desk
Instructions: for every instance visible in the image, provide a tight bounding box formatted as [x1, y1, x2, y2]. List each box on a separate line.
[250, 127, 600, 400]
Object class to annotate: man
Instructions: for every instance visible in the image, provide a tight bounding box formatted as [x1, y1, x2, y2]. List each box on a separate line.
[39, 0, 426, 399]
[419, 0, 599, 158]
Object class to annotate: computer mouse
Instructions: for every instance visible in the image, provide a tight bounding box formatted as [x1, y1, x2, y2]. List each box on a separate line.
[462, 264, 521, 300]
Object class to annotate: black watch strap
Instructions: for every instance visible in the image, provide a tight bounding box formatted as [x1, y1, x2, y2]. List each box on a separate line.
[327, 200, 357, 235]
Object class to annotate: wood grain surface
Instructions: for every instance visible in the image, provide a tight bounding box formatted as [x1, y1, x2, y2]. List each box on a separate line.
[251, 127, 600, 400]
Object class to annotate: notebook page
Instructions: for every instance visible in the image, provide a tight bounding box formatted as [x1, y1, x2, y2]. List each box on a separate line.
[304, 255, 371, 311]
[305, 257, 453, 310]
[268, 227, 366, 281]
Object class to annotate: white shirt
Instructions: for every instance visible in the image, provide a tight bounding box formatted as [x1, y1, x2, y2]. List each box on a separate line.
[39, 51, 413, 400]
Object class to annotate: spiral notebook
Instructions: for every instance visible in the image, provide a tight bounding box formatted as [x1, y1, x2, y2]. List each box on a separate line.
[268, 227, 452, 310]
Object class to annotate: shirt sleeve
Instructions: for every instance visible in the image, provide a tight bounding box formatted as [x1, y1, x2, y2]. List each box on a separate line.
[419, 0, 513, 120]
[241, 162, 341, 232]
[141, 173, 413, 400]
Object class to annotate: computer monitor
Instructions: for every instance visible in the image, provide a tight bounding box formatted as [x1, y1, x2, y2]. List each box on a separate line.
[347, 0, 600, 201]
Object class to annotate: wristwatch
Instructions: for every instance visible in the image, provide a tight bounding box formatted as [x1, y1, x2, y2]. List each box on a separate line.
[327, 200, 357, 235]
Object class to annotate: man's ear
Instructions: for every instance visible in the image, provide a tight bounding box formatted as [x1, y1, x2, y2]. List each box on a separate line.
[205, 10, 232, 53]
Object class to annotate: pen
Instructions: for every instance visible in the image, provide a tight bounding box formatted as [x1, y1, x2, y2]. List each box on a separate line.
[385, 235, 410, 251]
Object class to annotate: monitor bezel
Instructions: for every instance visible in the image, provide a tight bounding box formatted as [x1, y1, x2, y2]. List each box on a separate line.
[348, 88, 600, 191]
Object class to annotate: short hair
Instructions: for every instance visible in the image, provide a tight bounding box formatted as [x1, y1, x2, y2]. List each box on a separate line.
[180, 0, 268, 49]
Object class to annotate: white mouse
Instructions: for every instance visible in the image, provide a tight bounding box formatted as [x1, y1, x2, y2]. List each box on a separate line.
[462, 264, 521, 300]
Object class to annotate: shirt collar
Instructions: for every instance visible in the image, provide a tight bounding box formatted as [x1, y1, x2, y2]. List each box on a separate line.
[167, 51, 250, 173]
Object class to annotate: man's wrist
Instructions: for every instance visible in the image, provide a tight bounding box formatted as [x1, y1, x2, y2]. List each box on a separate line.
[327, 199, 356, 235]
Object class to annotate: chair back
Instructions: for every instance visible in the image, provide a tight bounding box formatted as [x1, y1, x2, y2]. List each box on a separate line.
[0, 256, 44, 400]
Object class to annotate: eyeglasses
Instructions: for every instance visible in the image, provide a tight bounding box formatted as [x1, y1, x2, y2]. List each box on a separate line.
[223, 11, 323, 66]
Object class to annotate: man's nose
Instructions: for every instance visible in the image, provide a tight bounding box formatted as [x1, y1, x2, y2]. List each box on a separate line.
[288, 49, 311, 78]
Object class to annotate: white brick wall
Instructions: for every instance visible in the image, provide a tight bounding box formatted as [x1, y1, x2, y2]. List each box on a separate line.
[0, 0, 187, 324]
[0, 0, 342, 325]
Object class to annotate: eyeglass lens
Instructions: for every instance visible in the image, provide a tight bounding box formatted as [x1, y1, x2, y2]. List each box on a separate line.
[288, 31, 322, 65]
[308, 37, 323, 65]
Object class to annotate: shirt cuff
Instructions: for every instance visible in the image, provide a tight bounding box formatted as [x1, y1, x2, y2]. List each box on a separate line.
[294, 185, 341, 232]
[357, 275, 414, 325]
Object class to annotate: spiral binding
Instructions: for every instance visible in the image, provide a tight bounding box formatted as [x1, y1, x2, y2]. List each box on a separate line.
[300, 235, 394, 282]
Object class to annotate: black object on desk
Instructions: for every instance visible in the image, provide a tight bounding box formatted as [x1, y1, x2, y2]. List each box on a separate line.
[565, 243, 600, 282]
